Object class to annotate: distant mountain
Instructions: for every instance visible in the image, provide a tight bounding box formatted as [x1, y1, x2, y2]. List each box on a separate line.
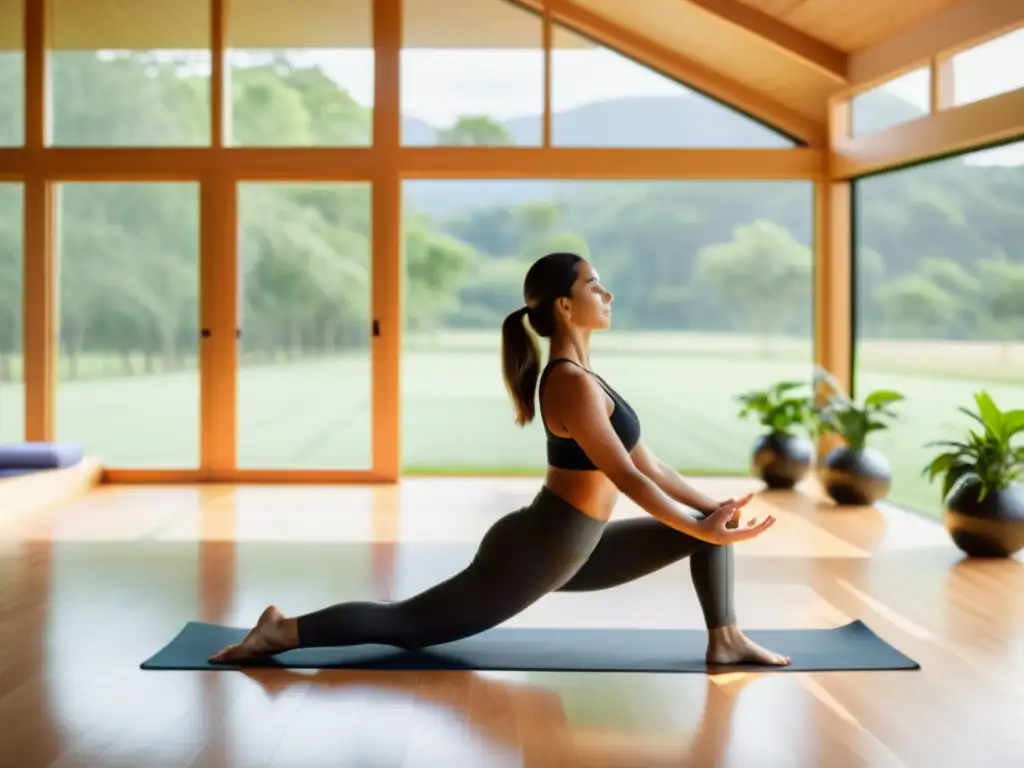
[849, 90, 928, 135]
[505, 95, 795, 148]
[401, 115, 438, 146]
[402, 92, 928, 217]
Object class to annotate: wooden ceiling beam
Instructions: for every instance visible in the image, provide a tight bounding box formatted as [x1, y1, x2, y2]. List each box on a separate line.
[515, 0, 825, 146]
[846, 0, 1024, 93]
[400, 147, 825, 179]
[0, 146, 825, 181]
[831, 85, 1024, 178]
[677, 0, 848, 82]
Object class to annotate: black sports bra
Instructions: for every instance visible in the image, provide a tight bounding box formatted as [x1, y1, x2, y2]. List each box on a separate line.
[537, 358, 642, 471]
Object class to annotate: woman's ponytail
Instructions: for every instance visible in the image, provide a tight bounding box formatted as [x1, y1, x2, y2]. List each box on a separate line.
[501, 306, 541, 426]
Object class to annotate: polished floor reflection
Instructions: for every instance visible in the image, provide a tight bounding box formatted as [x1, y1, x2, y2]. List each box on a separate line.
[1, 477, 1023, 767]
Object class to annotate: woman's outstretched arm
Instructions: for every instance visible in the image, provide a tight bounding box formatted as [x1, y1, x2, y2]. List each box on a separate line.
[629, 439, 723, 516]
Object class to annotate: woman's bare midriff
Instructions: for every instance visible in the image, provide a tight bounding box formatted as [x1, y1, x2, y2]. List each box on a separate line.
[543, 467, 621, 522]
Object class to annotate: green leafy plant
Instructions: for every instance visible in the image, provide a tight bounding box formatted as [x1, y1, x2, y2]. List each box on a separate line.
[814, 385, 905, 451]
[735, 380, 814, 435]
[923, 391, 1024, 501]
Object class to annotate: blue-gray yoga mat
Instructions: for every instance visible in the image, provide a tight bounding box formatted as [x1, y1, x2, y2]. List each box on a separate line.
[0, 441, 83, 470]
[140, 620, 919, 673]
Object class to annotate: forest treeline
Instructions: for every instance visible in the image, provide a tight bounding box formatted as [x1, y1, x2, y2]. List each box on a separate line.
[0, 52, 1021, 382]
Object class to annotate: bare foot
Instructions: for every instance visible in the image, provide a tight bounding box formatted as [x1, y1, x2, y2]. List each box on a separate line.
[706, 625, 792, 667]
[209, 605, 299, 664]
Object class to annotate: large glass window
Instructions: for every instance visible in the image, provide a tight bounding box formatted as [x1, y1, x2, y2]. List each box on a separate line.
[236, 182, 373, 469]
[55, 183, 201, 468]
[853, 140, 1024, 516]
[0, 0, 23, 146]
[228, 0, 374, 146]
[850, 67, 930, 137]
[401, 179, 814, 473]
[401, 0, 543, 146]
[0, 182, 22, 442]
[550, 24, 793, 148]
[398, 2, 796, 149]
[949, 28, 1024, 107]
[49, 0, 211, 146]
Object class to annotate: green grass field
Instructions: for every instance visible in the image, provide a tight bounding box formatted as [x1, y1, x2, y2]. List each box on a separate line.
[1, 331, 1021, 518]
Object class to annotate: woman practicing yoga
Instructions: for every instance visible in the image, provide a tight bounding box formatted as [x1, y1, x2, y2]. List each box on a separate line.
[211, 252, 790, 667]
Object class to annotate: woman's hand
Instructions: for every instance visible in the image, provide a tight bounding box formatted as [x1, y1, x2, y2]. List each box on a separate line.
[695, 493, 776, 544]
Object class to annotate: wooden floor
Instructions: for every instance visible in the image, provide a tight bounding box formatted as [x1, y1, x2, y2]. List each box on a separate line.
[2, 476, 1023, 767]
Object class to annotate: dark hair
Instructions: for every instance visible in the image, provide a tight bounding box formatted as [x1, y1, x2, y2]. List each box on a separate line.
[501, 252, 584, 426]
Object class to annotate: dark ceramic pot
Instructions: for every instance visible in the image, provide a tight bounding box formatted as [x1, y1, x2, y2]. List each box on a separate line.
[944, 479, 1024, 558]
[751, 432, 814, 490]
[819, 446, 891, 506]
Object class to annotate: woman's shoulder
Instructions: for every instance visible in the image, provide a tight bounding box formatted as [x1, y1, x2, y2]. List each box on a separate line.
[541, 359, 603, 405]
[542, 357, 588, 386]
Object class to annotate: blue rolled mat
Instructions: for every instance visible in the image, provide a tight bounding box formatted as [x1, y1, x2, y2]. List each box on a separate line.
[0, 442, 84, 470]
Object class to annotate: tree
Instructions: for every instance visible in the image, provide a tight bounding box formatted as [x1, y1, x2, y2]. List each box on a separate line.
[449, 257, 528, 329]
[876, 274, 959, 338]
[854, 247, 886, 336]
[694, 220, 813, 349]
[436, 115, 513, 146]
[975, 257, 1024, 361]
[404, 218, 480, 332]
[515, 201, 588, 262]
[0, 186, 22, 382]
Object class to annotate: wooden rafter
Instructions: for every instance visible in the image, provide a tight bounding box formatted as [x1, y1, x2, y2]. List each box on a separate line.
[513, 0, 826, 146]
[846, 0, 1024, 93]
[677, 0, 848, 82]
[0, 146, 824, 181]
[399, 147, 825, 179]
[831, 86, 1024, 178]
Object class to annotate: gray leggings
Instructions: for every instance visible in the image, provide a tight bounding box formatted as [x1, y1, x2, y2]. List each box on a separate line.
[295, 487, 735, 650]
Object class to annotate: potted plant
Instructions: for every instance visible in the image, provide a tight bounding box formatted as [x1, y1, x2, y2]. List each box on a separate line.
[735, 380, 815, 490]
[813, 370, 904, 506]
[922, 391, 1024, 558]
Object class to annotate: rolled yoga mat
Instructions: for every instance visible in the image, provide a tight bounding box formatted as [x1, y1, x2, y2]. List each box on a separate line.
[140, 619, 919, 673]
[0, 442, 84, 470]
